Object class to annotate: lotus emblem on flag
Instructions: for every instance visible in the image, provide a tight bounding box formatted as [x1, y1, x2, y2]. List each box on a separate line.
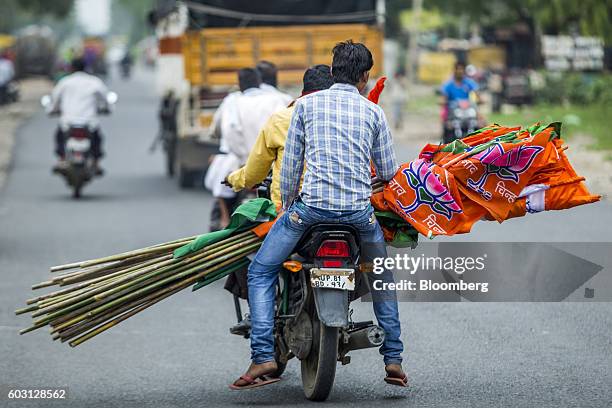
[396, 159, 462, 220]
[467, 144, 544, 199]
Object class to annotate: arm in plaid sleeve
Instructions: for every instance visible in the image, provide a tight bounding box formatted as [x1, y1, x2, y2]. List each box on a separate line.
[371, 107, 398, 181]
[280, 101, 305, 209]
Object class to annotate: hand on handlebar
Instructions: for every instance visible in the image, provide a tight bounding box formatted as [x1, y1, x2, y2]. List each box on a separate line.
[221, 177, 232, 187]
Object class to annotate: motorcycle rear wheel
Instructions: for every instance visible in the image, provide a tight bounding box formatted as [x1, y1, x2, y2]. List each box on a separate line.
[300, 311, 338, 401]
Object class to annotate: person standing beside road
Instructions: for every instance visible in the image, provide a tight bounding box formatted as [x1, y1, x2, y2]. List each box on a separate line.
[205, 68, 286, 229]
[256, 60, 292, 106]
[231, 40, 407, 390]
[49, 57, 111, 175]
[389, 70, 408, 130]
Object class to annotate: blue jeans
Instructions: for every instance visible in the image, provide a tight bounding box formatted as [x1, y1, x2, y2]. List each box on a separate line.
[247, 199, 404, 365]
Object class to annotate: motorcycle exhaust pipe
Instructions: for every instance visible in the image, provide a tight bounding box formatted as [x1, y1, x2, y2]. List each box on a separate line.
[345, 325, 385, 351]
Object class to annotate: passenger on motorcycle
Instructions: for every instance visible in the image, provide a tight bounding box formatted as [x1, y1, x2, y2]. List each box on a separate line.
[49, 58, 111, 175]
[225, 64, 334, 209]
[231, 40, 406, 390]
[205, 68, 286, 229]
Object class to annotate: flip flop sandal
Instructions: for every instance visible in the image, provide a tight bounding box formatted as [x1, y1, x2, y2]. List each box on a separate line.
[229, 374, 281, 390]
[384, 374, 409, 387]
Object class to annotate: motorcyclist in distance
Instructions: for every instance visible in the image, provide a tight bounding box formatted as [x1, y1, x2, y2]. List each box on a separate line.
[439, 61, 483, 140]
[440, 61, 481, 107]
[49, 57, 112, 175]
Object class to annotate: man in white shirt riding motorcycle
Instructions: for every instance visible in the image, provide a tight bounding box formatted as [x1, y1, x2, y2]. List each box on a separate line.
[50, 58, 111, 175]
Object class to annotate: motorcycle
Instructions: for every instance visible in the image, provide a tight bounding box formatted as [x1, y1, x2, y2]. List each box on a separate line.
[119, 61, 131, 79]
[230, 195, 385, 401]
[0, 80, 19, 105]
[40, 92, 118, 198]
[443, 99, 479, 144]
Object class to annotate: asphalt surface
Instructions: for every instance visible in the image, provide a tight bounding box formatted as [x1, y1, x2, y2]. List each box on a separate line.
[1, 70, 611, 408]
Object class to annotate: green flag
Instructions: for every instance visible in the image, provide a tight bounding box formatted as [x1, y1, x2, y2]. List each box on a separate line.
[173, 198, 277, 259]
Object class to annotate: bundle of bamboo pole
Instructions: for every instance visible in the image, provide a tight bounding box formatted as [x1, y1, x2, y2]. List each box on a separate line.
[16, 231, 261, 347]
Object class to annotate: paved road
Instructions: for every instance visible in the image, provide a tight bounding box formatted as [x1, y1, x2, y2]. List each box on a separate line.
[1, 71, 611, 408]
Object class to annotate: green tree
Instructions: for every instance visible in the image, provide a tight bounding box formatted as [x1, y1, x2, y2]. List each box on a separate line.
[17, 0, 73, 18]
[424, 0, 612, 44]
[113, 0, 155, 46]
[0, 0, 73, 33]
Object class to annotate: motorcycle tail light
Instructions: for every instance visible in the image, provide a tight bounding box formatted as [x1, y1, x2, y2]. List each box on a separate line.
[69, 128, 89, 139]
[316, 240, 350, 258]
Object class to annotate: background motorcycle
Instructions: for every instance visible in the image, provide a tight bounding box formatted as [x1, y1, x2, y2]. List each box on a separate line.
[119, 60, 131, 79]
[40, 92, 117, 198]
[443, 99, 479, 143]
[0, 80, 19, 105]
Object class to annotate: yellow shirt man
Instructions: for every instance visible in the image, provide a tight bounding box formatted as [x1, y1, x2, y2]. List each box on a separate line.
[227, 106, 293, 208]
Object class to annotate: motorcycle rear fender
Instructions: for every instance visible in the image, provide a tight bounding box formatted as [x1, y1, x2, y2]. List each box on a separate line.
[313, 287, 348, 327]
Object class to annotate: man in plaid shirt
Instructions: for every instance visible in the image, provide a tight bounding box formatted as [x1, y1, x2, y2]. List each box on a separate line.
[232, 41, 406, 390]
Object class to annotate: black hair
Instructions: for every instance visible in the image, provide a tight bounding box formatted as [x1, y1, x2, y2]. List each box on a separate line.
[256, 60, 278, 87]
[302, 64, 334, 93]
[71, 57, 86, 72]
[237, 68, 262, 92]
[455, 61, 466, 69]
[331, 40, 373, 85]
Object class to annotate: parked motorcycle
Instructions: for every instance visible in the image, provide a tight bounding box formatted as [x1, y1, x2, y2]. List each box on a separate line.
[0, 80, 19, 105]
[443, 99, 479, 143]
[40, 92, 117, 198]
[230, 211, 385, 401]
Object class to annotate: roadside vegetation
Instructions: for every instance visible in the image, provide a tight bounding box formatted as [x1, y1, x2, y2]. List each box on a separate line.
[490, 73, 612, 151]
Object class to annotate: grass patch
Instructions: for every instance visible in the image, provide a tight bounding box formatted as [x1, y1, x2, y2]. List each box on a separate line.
[488, 104, 611, 150]
[406, 93, 439, 115]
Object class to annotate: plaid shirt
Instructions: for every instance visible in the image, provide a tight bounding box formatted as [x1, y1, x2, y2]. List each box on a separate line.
[280, 83, 398, 211]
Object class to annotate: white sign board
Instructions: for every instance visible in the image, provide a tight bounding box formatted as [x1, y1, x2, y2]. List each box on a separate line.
[541, 35, 604, 71]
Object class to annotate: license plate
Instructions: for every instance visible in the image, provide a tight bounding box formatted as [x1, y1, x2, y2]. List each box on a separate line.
[66, 138, 91, 152]
[310, 268, 355, 291]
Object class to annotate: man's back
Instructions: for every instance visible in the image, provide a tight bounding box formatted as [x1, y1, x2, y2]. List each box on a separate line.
[232, 89, 285, 161]
[53, 71, 107, 127]
[260, 83, 292, 105]
[282, 83, 397, 211]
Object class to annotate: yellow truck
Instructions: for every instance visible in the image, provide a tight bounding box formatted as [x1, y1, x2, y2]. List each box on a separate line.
[151, 1, 384, 188]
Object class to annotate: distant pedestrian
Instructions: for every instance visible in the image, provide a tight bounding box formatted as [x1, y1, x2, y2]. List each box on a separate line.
[389, 70, 408, 130]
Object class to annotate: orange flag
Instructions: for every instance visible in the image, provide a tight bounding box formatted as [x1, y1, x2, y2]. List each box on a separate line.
[371, 123, 601, 237]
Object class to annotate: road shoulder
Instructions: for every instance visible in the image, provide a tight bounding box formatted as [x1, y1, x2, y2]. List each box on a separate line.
[0, 78, 52, 189]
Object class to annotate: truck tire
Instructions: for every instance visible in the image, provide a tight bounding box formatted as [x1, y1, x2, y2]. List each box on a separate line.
[178, 166, 195, 189]
[165, 135, 176, 178]
[166, 145, 175, 178]
[72, 185, 82, 199]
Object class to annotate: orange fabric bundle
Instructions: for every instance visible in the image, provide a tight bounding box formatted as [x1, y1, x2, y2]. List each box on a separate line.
[372, 123, 601, 237]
